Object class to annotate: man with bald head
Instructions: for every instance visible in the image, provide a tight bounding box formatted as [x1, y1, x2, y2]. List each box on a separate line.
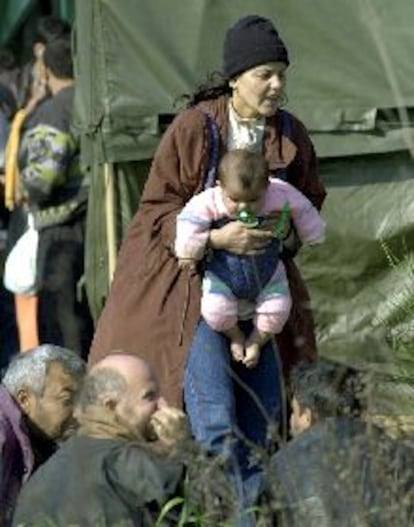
[13, 352, 190, 526]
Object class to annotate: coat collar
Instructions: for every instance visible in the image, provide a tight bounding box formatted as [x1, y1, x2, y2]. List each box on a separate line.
[0, 384, 35, 480]
[197, 95, 297, 170]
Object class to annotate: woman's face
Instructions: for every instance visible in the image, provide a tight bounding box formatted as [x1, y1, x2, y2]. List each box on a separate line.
[230, 61, 287, 118]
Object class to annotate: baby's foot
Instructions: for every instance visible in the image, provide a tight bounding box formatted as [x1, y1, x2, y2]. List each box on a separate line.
[230, 340, 244, 362]
[243, 342, 260, 368]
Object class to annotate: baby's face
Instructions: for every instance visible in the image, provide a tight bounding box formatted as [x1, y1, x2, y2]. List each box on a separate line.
[220, 176, 267, 216]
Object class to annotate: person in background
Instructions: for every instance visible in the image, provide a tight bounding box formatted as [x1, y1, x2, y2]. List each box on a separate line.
[267, 359, 414, 527]
[0, 49, 19, 107]
[4, 16, 71, 354]
[19, 36, 92, 357]
[89, 14, 326, 526]
[13, 352, 189, 527]
[0, 344, 85, 525]
[17, 15, 71, 110]
[0, 82, 18, 367]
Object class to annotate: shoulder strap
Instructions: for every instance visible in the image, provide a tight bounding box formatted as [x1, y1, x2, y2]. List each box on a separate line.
[274, 109, 294, 181]
[200, 111, 220, 190]
[201, 109, 294, 186]
[279, 109, 294, 141]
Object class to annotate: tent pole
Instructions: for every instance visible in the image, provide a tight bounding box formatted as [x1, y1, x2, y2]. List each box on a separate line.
[104, 162, 117, 284]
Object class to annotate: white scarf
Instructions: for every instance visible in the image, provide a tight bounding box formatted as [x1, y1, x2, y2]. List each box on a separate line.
[227, 101, 265, 152]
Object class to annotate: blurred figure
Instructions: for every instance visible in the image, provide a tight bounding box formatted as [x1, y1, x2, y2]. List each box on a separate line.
[18, 15, 71, 109]
[0, 83, 16, 168]
[3, 16, 71, 355]
[267, 360, 413, 527]
[18, 36, 92, 357]
[0, 345, 85, 525]
[0, 82, 18, 368]
[0, 48, 19, 107]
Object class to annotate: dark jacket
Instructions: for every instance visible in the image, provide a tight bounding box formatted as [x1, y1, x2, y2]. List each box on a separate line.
[0, 385, 34, 526]
[89, 95, 327, 406]
[13, 435, 183, 527]
[270, 418, 414, 527]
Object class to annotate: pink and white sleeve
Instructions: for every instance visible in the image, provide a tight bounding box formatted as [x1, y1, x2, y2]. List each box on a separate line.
[174, 190, 216, 260]
[285, 185, 326, 244]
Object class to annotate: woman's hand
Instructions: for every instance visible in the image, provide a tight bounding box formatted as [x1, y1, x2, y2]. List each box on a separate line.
[209, 221, 274, 255]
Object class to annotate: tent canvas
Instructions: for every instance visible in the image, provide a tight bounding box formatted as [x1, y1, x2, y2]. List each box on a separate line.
[73, 0, 414, 417]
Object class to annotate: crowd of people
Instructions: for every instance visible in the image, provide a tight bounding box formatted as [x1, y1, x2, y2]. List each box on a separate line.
[0, 12, 412, 527]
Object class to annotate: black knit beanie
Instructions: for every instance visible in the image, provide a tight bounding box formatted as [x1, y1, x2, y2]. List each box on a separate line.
[222, 15, 289, 79]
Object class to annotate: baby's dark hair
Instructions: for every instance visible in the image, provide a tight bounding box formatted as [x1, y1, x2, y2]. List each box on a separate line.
[218, 149, 268, 190]
[291, 359, 363, 420]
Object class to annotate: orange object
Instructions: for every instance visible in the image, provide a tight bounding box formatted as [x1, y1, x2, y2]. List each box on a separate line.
[14, 293, 39, 351]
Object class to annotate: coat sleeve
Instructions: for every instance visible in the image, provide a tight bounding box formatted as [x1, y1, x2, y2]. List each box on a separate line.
[283, 184, 326, 244]
[139, 110, 210, 253]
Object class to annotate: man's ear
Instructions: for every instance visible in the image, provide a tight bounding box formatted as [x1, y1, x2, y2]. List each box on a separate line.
[15, 388, 36, 415]
[102, 396, 118, 412]
[302, 407, 313, 427]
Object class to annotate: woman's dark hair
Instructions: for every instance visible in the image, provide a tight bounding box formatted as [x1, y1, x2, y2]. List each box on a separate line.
[291, 359, 364, 420]
[181, 71, 232, 108]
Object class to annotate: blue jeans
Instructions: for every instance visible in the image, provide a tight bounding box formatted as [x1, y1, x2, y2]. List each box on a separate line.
[184, 318, 283, 525]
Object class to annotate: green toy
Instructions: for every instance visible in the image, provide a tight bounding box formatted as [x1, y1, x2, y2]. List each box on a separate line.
[236, 208, 259, 227]
[236, 201, 291, 238]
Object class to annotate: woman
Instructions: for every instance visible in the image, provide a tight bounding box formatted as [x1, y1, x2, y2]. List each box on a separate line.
[90, 14, 325, 463]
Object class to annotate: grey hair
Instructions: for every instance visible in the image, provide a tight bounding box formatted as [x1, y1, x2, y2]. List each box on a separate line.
[2, 344, 86, 396]
[77, 368, 127, 409]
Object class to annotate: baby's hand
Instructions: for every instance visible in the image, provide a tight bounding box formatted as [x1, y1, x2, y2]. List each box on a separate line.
[177, 258, 197, 271]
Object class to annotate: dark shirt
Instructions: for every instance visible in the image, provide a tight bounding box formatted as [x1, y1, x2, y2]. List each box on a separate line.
[270, 418, 414, 527]
[13, 434, 183, 526]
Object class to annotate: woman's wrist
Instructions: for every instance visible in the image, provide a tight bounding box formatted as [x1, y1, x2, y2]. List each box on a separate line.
[208, 229, 222, 250]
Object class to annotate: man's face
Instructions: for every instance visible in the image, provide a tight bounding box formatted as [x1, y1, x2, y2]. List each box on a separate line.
[290, 396, 312, 437]
[115, 367, 161, 440]
[25, 361, 81, 440]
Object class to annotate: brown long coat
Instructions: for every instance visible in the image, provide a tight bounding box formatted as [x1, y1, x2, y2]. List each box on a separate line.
[89, 96, 327, 406]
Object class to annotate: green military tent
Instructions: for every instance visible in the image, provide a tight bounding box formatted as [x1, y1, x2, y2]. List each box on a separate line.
[0, 0, 74, 54]
[73, 0, 414, 420]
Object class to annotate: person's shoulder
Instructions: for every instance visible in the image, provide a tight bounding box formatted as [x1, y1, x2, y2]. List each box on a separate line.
[277, 108, 305, 127]
[28, 87, 74, 133]
[169, 106, 209, 134]
[168, 96, 227, 134]
[278, 108, 310, 137]
[268, 177, 300, 200]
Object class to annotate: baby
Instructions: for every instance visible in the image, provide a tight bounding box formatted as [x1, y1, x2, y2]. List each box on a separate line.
[175, 149, 325, 367]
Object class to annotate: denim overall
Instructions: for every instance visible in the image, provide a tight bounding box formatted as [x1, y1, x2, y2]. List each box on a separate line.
[184, 110, 292, 526]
